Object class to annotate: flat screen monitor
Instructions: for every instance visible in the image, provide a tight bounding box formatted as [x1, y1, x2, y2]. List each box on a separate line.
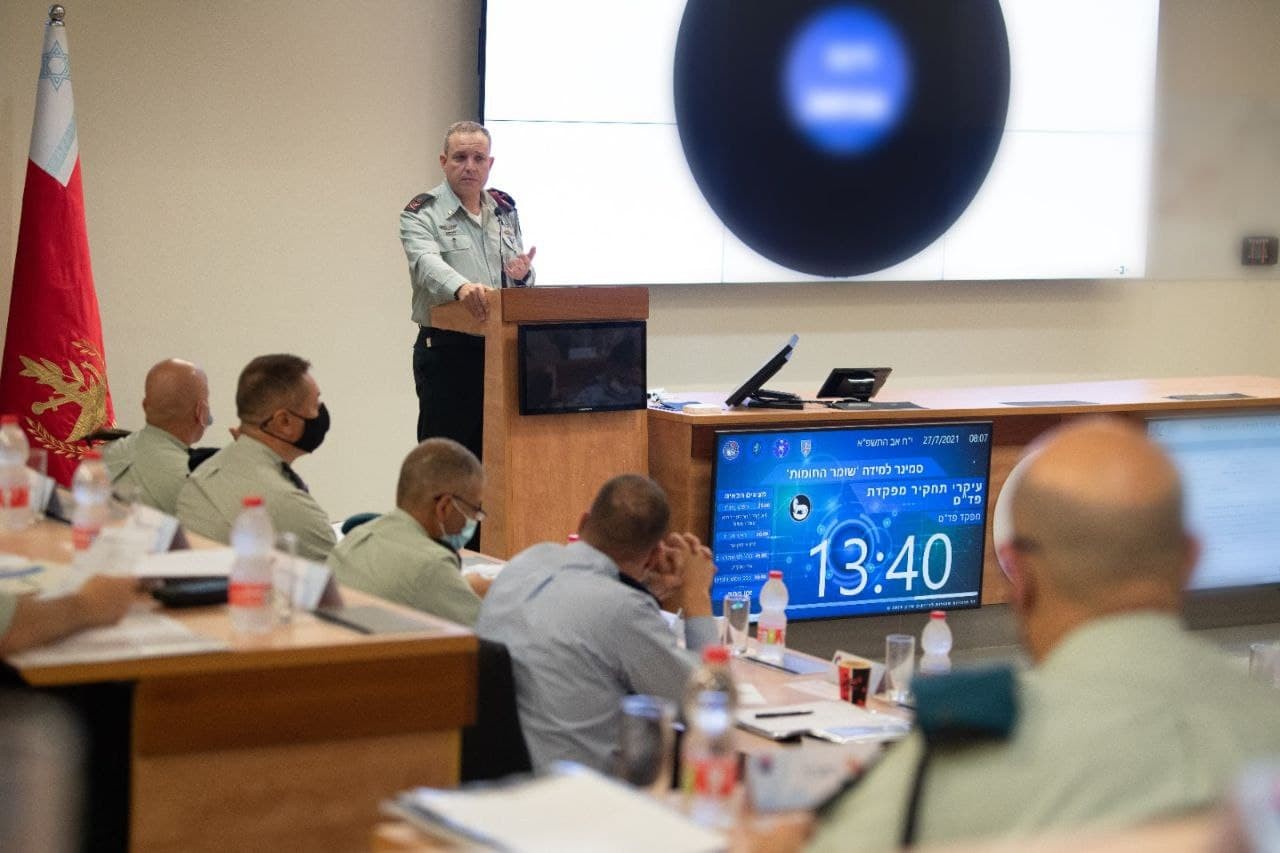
[724, 335, 799, 408]
[1148, 412, 1280, 591]
[518, 320, 647, 415]
[710, 421, 992, 620]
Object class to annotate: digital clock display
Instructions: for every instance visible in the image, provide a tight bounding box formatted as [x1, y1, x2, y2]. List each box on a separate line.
[710, 421, 992, 620]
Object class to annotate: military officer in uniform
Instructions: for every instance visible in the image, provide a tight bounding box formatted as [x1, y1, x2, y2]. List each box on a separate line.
[399, 120, 535, 458]
[103, 358, 212, 514]
[176, 354, 336, 562]
[327, 438, 489, 627]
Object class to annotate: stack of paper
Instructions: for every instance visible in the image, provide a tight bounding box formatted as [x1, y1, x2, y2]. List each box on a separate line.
[386, 764, 724, 852]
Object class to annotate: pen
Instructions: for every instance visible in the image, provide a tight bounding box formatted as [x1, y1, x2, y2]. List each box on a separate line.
[755, 710, 814, 719]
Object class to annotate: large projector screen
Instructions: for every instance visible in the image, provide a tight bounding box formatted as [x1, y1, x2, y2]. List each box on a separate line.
[482, 1, 1160, 285]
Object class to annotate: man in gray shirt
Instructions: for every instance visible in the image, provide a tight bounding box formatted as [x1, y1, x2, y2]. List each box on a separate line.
[400, 120, 535, 456]
[103, 358, 211, 514]
[176, 354, 335, 562]
[476, 474, 718, 774]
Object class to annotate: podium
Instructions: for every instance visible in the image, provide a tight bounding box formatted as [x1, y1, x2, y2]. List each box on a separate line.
[432, 286, 650, 557]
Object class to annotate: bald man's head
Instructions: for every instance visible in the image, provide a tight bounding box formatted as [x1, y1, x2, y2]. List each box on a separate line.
[142, 359, 210, 446]
[1008, 417, 1194, 608]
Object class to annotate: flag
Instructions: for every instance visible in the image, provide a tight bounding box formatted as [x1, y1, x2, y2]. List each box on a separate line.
[0, 6, 113, 485]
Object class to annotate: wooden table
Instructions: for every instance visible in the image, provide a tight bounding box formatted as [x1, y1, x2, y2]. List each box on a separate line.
[0, 521, 477, 853]
[650, 375, 1280, 605]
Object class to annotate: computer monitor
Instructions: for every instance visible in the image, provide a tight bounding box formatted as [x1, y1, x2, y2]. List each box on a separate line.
[517, 320, 647, 415]
[724, 334, 799, 408]
[710, 421, 992, 620]
[1148, 412, 1280, 591]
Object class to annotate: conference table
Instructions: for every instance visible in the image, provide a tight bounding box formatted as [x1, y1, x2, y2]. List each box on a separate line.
[649, 374, 1280, 606]
[0, 521, 477, 853]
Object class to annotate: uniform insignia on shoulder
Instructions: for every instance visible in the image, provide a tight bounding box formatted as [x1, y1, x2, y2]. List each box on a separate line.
[404, 193, 432, 213]
[487, 188, 517, 213]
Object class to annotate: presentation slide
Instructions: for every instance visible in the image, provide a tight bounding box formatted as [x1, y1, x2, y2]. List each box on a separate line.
[483, 0, 1160, 284]
[710, 422, 992, 620]
[1149, 414, 1280, 591]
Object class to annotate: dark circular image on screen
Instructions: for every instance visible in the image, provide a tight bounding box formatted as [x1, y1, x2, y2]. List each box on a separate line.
[673, 1, 1011, 277]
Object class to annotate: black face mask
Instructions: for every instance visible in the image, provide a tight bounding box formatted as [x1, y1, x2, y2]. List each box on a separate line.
[286, 402, 330, 453]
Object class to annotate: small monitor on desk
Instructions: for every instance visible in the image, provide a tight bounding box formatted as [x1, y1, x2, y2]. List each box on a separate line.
[1148, 412, 1280, 591]
[724, 335, 800, 409]
[710, 421, 993, 620]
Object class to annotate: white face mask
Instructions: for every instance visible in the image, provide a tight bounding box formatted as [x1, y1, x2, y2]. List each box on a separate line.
[443, 516, 479, 551]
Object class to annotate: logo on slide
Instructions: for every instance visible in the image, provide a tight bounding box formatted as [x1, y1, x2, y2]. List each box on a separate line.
[790, 494, 812, 522]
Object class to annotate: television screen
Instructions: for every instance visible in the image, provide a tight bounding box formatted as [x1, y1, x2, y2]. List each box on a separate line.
[482, 0, 1160, 284]
[1148, 413, 1280, 591]
[710, 421, 992, 620]
[518, 321, 647, 415]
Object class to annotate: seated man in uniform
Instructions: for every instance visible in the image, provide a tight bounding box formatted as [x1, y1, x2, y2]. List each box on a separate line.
[476, 474, 718, 773]
[103, 358, 212, 514]
[175, 354, 336, 562]
[0, 576, 135, 654]
[327, 438, 489, 626]
[805, 418, 1280, 850]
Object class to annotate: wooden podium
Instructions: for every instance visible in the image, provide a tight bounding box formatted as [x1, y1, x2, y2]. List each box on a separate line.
[432, 286, 650, 557]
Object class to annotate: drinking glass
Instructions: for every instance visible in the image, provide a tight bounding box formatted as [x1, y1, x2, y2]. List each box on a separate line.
[274, 532, 299, 624]
[882, 634, 916, 704]
[26, 448, 47, 521]
[615, 695, 676, 793]
[1249, 642, 1280, 688]
[723, 591, 751, 656]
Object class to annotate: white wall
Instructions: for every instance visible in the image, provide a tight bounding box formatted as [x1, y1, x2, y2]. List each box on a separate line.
[2, 1, 1278, 519]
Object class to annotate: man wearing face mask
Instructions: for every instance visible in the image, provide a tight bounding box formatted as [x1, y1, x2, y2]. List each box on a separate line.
[326, 438, 488, 626]
[175, 353, 336, 562]
[476, 474, 718, 773]
[103, 358, 213, 515]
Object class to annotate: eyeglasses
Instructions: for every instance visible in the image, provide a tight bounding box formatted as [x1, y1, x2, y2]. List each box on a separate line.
[445, 493, 487, 523]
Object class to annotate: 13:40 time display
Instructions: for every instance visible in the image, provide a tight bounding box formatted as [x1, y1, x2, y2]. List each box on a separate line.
[811, 533, 953, 598]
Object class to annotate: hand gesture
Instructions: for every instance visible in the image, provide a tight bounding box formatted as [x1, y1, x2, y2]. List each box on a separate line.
[504, 245, 537, 283]
[455, 282, 491, 321]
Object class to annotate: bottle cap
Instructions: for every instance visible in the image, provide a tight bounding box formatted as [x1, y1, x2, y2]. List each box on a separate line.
[0, 415, 17, 425]
[702, 645, 730, 664]
[931, 610, 946, 619]
[242, 495, 264, 508]
[567, 533, 580, 542]
[768, 570, 783, 579]
[82, 450, 102, 460]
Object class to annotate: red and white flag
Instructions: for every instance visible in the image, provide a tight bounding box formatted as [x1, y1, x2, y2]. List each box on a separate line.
[0, 7, 113, 485]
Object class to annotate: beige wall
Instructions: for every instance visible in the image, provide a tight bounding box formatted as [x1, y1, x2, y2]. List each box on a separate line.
[2, 1, 1278, 519]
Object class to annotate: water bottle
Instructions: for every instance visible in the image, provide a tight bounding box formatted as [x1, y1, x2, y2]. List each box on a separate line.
[0, 415, 32, 531]
[228, 495, 275, 634]
[920, 610, 953, 675]
[757, 570, 789, 664]
[71, 451, 111, 567]
[682, 646, 738, 829]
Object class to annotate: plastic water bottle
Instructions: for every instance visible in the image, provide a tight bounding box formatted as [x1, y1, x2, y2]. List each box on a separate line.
[0, 416, 32, 531]
[920, 610, 953, 675]
[682, 646, 738, 829]
[71, 451, 111, 566]
[757, 570, 789, 664]
[229, 495, 275, 634]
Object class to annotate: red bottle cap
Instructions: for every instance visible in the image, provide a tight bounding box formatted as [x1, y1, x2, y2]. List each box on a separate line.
[768, 570, 783, 579]
[702, 645, 730, 664]
[82, 450, 102, 461]
[931, 610, 946, 619]
[242, 495, 264, 508]
[0, 415, 18, 425]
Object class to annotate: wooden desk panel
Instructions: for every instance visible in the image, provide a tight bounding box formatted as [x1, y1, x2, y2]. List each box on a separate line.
[0, 522, 477, 853]
[650, 376, 1280, 605]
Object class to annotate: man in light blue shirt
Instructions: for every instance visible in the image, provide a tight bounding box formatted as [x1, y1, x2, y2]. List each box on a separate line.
[476, 475, 718, 773]
[400, 121, 536, 457]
